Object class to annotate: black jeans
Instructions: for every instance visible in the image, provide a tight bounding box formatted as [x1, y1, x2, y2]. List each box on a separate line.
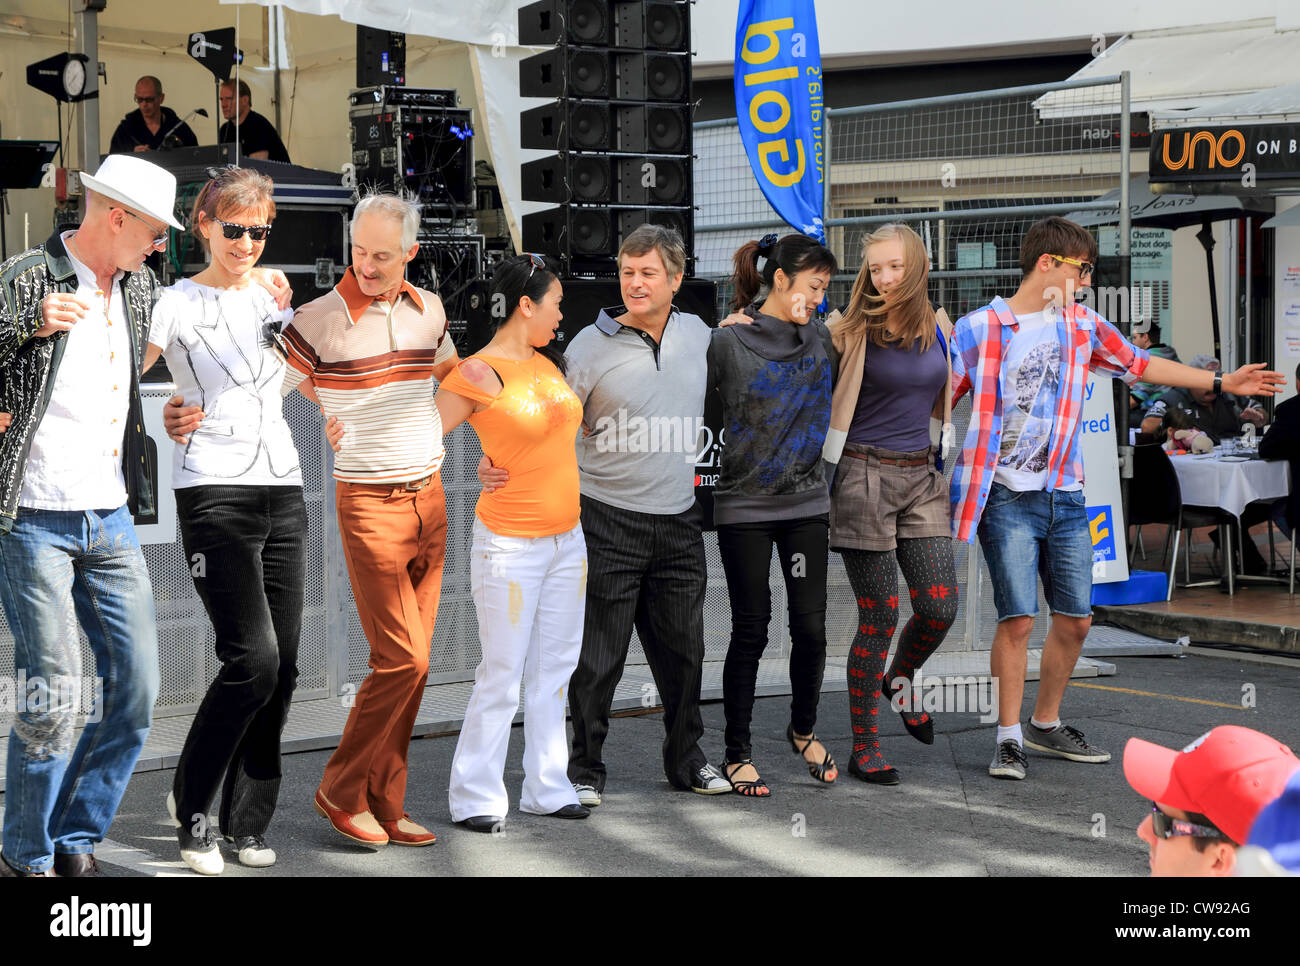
[173, 485, 306, 838]
[567, 495, 709, 792]
[717, 514, 829, 762]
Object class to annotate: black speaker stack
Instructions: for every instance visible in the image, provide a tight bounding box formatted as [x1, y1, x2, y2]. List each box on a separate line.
[518, 0, 695, 276]
[356, 26, 406, 88]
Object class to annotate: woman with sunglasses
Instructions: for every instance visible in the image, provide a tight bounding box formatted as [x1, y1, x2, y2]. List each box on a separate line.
[712, 232, 839, 797]
[824, 223, 959, 785]
[140, 166, 306, 874]
[437, 254, 589, 831]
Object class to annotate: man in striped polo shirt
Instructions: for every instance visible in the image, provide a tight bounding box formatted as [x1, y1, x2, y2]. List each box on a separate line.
[284, 193, 457, 846]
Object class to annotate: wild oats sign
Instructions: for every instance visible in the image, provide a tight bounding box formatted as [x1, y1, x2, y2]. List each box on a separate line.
[1150, 124, 1300, 186]
[734, 0, 825, 241]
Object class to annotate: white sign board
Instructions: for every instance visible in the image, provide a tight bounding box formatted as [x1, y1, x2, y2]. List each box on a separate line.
[1080, 374, 1128, 584]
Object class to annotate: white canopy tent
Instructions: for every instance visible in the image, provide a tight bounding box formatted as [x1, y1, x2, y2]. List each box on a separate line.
[219, 0, 547, 249]
[1033, 20, 1300, 119]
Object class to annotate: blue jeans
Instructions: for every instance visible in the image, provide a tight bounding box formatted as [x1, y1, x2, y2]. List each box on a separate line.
[977, 484, 1093, 622]
[0, 506, 159, 873]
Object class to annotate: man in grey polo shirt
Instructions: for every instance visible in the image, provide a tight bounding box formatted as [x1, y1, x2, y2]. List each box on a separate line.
[566, 225, 730, 802]
[483, 225, 729, 801]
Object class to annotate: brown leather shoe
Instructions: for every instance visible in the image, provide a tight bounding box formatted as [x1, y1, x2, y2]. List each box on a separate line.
[54, 853, 102, 877]
[0, 853, 55, 877]
[378, 813, 437, 846]
[313, 788, 388, 846]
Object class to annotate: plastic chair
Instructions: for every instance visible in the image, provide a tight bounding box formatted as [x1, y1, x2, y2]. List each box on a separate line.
[1128, 444, 1239, 599]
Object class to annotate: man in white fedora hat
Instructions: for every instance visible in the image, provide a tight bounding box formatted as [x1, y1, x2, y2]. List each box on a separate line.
[0, 154, 286, 877]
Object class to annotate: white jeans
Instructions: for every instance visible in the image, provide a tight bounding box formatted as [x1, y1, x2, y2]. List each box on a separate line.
[448, 519, 587, 820]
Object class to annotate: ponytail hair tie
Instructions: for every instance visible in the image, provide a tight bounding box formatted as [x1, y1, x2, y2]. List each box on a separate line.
[757, 233, 777, 257]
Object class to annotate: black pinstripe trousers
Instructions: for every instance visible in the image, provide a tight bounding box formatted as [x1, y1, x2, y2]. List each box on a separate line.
[567, 495, 710, 792]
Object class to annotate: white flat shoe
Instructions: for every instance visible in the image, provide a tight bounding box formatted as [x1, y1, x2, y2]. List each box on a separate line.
[226, 834, 276, 868]
[179, 833, 224, 876]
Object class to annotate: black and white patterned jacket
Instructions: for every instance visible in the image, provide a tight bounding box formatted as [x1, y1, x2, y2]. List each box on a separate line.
[0, 229, 159, 534]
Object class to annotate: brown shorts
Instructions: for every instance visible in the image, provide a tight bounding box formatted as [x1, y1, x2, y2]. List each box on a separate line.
[829, 443, 950, 552]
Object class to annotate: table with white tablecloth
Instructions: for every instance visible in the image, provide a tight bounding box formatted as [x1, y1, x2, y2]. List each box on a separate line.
[1169, 453, 1290, 518]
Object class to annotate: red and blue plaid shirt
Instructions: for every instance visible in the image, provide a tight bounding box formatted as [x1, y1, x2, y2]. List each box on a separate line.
[948, 296, 1149, 543]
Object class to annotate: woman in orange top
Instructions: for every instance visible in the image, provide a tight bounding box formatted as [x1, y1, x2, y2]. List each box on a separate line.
[438, 254, 588, 832]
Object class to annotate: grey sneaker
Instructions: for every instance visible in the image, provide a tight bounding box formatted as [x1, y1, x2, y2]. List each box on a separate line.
[1024, 723, 1111, 763]
[690, 763, 732, 795]
[573, 783, 601, 807]
[989, 740, 1027, 780]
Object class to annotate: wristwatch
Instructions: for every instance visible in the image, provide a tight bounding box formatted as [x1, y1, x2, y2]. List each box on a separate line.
[1213, 373, 1223, 394]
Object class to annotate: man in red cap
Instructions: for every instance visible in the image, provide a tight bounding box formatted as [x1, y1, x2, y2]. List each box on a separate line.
[1123, 725, 1300, 877]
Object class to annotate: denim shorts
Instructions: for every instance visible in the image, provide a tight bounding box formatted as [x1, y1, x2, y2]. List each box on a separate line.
[977, 483, 1093, 621]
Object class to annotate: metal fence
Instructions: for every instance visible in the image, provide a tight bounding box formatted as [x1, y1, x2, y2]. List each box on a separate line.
[0, 76, 1134, 723]
[695, 74, 1134, 652]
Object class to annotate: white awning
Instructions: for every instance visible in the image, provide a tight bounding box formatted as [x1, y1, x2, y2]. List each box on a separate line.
[1034, 20, 1300, 119]
[1154, 81, 1300, 127]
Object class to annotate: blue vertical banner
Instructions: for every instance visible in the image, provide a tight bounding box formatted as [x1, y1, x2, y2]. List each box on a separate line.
[734, 0, 825, 241]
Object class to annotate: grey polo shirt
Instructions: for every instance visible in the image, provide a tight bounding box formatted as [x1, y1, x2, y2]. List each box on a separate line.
[565, 305, 710, 515]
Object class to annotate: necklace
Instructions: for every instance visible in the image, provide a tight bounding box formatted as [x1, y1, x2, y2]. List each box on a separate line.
[507, 353, 545, 389]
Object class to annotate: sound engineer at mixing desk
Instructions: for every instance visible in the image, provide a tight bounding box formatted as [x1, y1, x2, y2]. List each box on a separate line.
[218, 79, 291, 163]
[109, 76, 199, 154]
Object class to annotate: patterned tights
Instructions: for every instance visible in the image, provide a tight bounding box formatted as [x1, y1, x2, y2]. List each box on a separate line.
[841, 537, 958, 771]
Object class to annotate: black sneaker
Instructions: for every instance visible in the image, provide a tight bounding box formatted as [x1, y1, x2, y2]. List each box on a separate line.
[988, 740, 1027, 780]
[1023, 722, 1111, 763]
[689, 763, 732, 795]
[224, 834, 276, 868]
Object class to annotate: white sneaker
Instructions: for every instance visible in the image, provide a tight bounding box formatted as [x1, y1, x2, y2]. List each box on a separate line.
[226, 834, 276, 868]
[165, 791, 180, 828]
[572, 783, 601, 807]
[178, 829, 224, 876]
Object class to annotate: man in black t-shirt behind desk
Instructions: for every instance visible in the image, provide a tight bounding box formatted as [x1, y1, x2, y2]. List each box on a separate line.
[109, 76, 199, 154]
[218, 79, 290, 163]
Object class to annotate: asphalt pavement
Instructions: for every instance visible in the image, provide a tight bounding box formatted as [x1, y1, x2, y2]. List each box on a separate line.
[70, 647, 1300, 878]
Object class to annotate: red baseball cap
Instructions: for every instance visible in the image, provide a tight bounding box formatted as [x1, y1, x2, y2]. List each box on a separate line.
[1124, 726, 1300, 845]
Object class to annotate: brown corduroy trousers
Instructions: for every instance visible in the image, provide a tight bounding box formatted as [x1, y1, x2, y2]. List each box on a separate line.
[320, 474, 447, 821]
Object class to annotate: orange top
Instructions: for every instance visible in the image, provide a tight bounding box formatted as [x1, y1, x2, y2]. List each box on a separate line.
[439, 353, 583, 537]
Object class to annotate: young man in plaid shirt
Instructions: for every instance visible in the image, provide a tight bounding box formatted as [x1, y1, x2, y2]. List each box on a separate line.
[950, 217, 1284, 781]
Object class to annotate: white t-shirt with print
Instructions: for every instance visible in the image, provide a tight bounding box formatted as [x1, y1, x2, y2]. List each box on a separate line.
[148, 279, 302, 489]
[994, 308, 1081, 493]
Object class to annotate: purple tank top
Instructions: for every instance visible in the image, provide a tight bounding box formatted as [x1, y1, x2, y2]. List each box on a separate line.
[846, 336, 947, 452]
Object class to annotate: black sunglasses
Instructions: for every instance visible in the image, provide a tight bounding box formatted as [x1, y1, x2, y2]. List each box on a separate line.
[261, 321, 288, 360]
[215, 218, 272, 242]
[1149, 803, 1229, 841]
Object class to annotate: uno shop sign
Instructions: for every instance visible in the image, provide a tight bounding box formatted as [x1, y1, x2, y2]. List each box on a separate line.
[1150, 124, 1300, 188]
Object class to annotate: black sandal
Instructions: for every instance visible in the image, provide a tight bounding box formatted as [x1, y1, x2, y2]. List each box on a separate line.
[723, 759, 771, 797]
[787, 724, 838, 783]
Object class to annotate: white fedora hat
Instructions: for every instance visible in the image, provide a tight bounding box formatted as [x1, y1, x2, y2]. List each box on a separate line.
[80, 155, 184, 231]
